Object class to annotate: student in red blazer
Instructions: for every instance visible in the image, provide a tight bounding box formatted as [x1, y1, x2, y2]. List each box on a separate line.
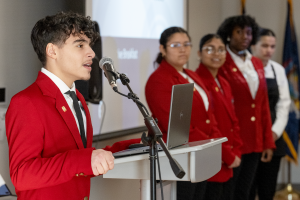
[5, 12, 139, 200]
[195, 34, 243, 200]
[217, 15, 276, 200]
[145, 27, 234, 200]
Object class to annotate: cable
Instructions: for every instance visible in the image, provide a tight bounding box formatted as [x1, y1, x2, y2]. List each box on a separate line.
[94, 100, 106, 149]
[99, 100, 106, 134]
[155, 143, 164, 200]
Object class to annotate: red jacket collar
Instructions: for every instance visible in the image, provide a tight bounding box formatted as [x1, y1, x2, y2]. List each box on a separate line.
[196, 63, 216, 82]
[35, 71, 60, 99]
[159, 60, 206, 88]
[224, 52, 265, 100]
[196, 62, 238, 121]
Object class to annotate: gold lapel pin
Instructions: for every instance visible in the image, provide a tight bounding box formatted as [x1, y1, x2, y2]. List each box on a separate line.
[62, 106, 67, 112]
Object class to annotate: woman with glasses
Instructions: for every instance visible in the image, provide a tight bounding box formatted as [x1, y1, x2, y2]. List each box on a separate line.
[145, 27, 234, 200]
[195, 34, 243, 200]
[249, 28, 291, 200]
[217, 15, 276, 200]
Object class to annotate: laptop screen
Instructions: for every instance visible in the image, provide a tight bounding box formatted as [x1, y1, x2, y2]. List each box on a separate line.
[167, 83, 194, 149]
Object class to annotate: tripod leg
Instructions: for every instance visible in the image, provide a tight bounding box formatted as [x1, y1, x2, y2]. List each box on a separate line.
[150, 140, 157, 200]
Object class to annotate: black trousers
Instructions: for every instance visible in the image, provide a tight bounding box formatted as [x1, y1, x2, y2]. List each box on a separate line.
[203, 179, 233, 200]
[177, 181, 207, 200]
[233, 153, 260, 200]
[249, 155, 282, 200]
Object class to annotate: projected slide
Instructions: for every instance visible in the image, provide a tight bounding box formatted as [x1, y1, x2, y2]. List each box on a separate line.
[88, 0, 186, 135]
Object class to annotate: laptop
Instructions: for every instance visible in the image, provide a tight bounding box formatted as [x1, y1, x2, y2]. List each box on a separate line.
[113, 83, 194, 158]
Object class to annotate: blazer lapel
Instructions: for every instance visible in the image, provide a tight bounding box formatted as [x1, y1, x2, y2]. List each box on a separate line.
[225, 52, 252, 97]
[184, 68, 209, 114]
[55, 93, 84, 149]
[196, 64, 233, 118]
[36, 72, 84, 149]
[251, 57, 265, 100]
[161, 60, 189, 84]
[160, 60, 207, 114]
[217, 75, 237, 120]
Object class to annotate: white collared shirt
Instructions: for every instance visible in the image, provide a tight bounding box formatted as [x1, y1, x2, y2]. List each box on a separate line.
[41, 68, 87, 136]
[178, 71, 209, 111]
[227, 45, 259, 99]
[264, 60, 291, 137]
[215, 78, 223, 94]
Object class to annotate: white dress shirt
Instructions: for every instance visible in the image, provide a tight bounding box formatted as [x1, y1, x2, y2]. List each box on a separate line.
[41, 68, 87, 136]
[264, 60, 291, 137]
[227, 45, 259, 99]
[215, 78, 224, 94]
[178, 71, 209, 111]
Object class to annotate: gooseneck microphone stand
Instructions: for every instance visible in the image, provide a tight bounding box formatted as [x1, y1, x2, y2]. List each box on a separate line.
[112, 72, 186, 200]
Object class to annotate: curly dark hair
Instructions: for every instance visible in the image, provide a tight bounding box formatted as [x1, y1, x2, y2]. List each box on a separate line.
[31, 11, 99, 66]
[217, 15, 259, 46]
[155, 26, 191, 65]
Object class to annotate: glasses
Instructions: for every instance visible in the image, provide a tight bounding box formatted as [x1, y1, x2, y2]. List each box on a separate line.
[202, 46, 226, 55]
[168, 42, 192, 48]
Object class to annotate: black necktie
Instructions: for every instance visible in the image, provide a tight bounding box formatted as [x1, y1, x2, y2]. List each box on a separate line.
[65, 91, 87, 148]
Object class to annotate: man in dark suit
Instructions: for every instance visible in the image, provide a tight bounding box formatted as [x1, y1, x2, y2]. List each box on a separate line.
[6, 12, 139, 200]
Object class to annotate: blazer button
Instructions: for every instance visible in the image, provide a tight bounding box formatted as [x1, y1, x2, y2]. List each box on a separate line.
[75, 174, 79, 177]
[84, 197, 88, 200]
[251, 103, 255, 108]
[232, 68, 237, 72]
[80, 173, 84, 176]
[215, 87, 219, 92]
[206, 119, 210, 124]
[231, 129, 233, 132]
[251, 116, 256, 121]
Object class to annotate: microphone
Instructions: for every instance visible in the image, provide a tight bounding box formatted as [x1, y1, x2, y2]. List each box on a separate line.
[99, 57, 119, 91]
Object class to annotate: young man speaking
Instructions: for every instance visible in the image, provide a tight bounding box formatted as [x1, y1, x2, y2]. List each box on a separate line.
[6, 12, 139, 200]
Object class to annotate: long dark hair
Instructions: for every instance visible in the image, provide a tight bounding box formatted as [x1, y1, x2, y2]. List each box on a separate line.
[154, 27, 191, 65]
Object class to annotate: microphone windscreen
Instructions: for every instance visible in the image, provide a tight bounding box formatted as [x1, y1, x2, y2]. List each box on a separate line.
[99, 56, 113, 70]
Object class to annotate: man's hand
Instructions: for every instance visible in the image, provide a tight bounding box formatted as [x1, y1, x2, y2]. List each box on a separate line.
[272, 131, 278, 141]
[261, 149, 273, 162]
[91, 149, 115, 176]
[228, 156, 241, 168]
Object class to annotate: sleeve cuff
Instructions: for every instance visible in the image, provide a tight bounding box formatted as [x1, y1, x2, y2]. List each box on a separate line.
[222, 145, 236, 166]
[69, 148, 95, 176]
[271, 124, 284, 138]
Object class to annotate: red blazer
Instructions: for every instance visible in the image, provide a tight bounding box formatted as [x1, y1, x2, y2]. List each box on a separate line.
[145, 60, 235, 166]
[196, 63, 243, 182]
[6, 72, 139, 200]
[219, 52, 276, 154]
